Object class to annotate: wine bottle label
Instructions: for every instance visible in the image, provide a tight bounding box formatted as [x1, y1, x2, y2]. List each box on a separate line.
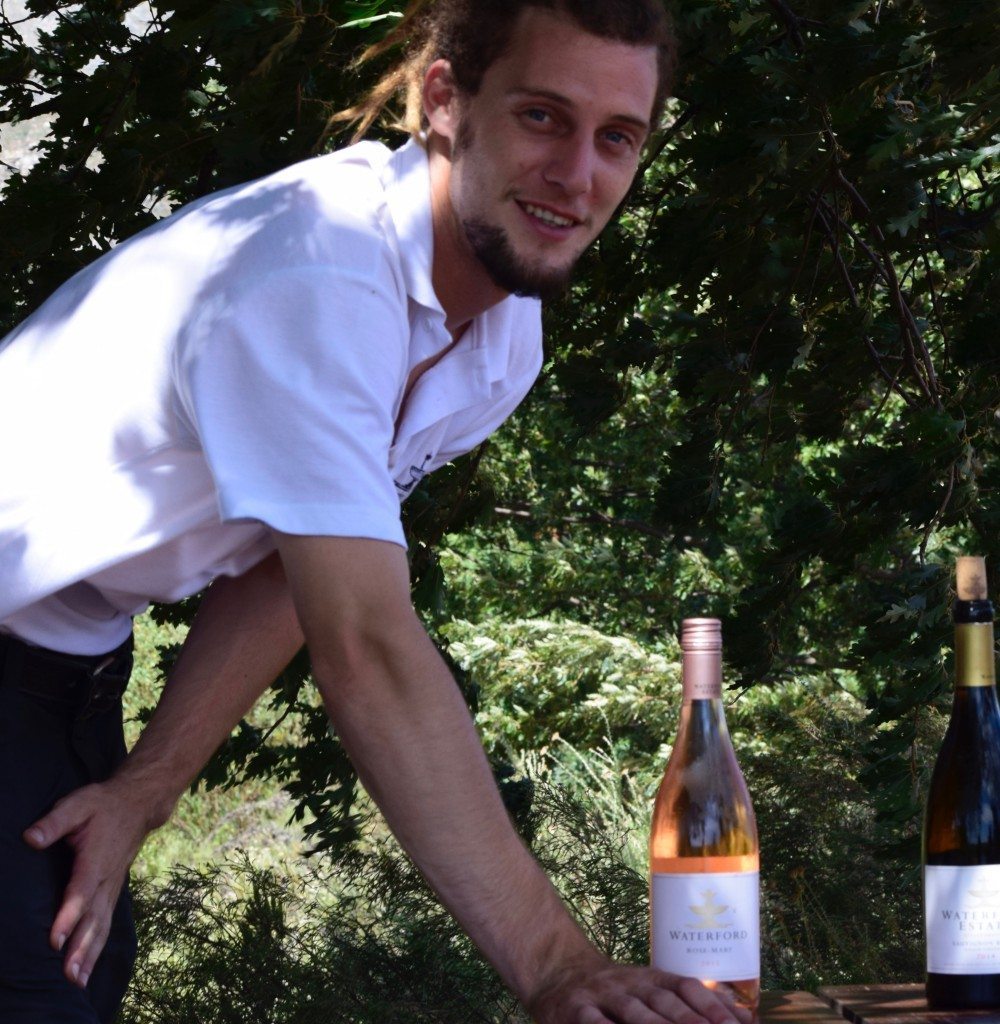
[925, 864, 1000, 973]
[651, 871, 760, 982]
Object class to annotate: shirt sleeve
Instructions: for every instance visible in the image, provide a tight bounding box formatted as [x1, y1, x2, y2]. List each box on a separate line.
[175, 260, 409, 547]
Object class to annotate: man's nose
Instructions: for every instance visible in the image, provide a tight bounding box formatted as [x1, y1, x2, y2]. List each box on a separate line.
[543, 134, 595, 197]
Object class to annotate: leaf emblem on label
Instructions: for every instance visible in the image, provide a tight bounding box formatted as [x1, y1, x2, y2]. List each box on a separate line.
[688, 889, 734, 929]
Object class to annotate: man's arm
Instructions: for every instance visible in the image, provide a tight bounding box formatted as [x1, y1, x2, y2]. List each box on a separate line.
[276, 533, 749, 1024]
[25, 550, 304, 988]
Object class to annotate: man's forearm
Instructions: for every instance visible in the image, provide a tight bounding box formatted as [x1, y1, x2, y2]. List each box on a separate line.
[306, 600, 601, 1006]
[133, 540, 591, 1004]
[118, 550, 304, 827]
[275, 533, 602, 1005]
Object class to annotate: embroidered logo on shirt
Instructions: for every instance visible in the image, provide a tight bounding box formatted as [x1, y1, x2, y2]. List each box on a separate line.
[395, 453, 433, 498]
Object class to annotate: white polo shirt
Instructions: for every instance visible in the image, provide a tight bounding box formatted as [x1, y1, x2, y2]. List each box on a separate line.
[0, 139, 543, 655]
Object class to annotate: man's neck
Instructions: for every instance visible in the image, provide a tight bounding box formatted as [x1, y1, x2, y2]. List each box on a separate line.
[426, 136, 509, 338]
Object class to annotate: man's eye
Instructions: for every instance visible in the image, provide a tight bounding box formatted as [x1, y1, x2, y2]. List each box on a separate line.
[605, 130, 633, 147]
[524, 108, 550, 124]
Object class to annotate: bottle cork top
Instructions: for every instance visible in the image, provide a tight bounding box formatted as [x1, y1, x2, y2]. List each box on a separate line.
[956, 556, 989, 601]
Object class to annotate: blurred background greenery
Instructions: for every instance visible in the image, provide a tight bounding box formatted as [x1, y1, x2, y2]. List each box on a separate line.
[2, 0, 997, 1016]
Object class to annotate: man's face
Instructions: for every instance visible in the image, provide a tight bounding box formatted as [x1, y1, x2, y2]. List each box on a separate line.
[444, 7, 660, 301]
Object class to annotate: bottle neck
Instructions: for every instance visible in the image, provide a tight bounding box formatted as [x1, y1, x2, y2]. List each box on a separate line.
[955, 621, 996, 689]
[677, 696, 732, 744]
[682, 647, 722, 700]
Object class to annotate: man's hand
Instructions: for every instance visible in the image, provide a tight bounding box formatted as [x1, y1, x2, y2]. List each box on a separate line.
[23, 776, 166, 988]
[19, 550, 303, 990]
[527, 959, 754, 1024]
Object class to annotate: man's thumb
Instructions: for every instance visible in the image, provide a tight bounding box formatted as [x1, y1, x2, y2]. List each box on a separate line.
[23, 791, 91, 849]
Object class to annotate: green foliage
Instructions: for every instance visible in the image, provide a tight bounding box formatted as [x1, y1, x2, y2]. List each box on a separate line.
[444, 0, 999, 852]
[445, 615, 928, 985]
[124, 856, 521, 1022]
[445, 618, 681, 756]
[3, 0, 998, 998]
[0, 0, 401, 326]
[121, 776, 651, 1024]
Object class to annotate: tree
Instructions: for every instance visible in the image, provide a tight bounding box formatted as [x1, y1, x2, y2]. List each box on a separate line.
[2, 0, 998, 983]
[449, 0, 999, 845]
[0, 0, 400, 326]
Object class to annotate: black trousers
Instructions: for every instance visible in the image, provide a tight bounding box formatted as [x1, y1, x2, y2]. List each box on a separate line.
[0, 634, 137, 1023]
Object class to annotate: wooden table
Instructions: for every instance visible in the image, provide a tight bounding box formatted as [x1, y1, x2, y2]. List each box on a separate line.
[818, 984, 1000, 1024]
[761, 991, 855, 1024]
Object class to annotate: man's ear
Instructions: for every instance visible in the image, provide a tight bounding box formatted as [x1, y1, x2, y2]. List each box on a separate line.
[423, 59, 461, 145]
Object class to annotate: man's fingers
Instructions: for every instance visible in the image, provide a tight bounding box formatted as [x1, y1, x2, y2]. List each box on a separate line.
[578, 1013, 614, 1024]
[49, 853, 114, 954]
[673, 978, 745, 1024]
[607, 990, 692, 1024]
[529, 964, 754, 1024]
[19, 778, 139, 991]
[644, 987, 717, 1024]
[730, 1003, 753, 1024]
[62, 900, 113, 989]
[49, 879, 93, 953]
[708, 985, 740, 1010]
[631, 974, 746, 1024]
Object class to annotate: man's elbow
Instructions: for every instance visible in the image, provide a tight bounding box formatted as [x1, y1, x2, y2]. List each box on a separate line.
[306, 602, 431, 707]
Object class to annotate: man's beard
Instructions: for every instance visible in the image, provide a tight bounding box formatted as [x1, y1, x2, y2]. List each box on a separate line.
[453, 115, 577, 303]
[462, 218, 574, 302]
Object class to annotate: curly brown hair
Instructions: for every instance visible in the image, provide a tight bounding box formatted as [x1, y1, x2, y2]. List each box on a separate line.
[335, 0, 677, 143]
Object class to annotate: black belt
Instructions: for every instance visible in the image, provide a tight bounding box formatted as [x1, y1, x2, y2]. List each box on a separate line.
[0, 632, 133, 718]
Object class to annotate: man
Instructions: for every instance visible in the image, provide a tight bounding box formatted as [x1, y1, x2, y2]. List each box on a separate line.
[0, 2, 754, 1022]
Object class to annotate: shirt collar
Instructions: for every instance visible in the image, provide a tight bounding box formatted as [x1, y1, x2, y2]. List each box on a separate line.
[381, 137, 443, 316]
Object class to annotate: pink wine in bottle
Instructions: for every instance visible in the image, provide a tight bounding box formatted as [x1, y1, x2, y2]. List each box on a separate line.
[650, 618, 760, 1015]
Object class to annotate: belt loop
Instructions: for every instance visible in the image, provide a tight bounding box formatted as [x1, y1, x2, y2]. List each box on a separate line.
[80, 636, 134, 720]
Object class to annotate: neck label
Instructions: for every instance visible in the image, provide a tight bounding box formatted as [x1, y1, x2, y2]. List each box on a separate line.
[955, 622, 996, 688]
[682, 649, 722, 700]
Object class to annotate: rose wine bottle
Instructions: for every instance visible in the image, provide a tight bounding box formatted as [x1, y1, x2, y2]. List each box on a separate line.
[924, 556, 1000, 1008]
[650, 618, 760, 1014]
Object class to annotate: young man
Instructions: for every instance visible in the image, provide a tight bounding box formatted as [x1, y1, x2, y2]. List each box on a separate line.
[0, 2, 753, 1021]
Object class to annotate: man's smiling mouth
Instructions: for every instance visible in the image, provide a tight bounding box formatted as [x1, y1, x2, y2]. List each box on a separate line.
[520, 202, 578, 228]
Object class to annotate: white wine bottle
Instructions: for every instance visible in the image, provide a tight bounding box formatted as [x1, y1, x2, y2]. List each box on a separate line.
[924, 555, 1000, 1008]
[650, 618, 760, 1014]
